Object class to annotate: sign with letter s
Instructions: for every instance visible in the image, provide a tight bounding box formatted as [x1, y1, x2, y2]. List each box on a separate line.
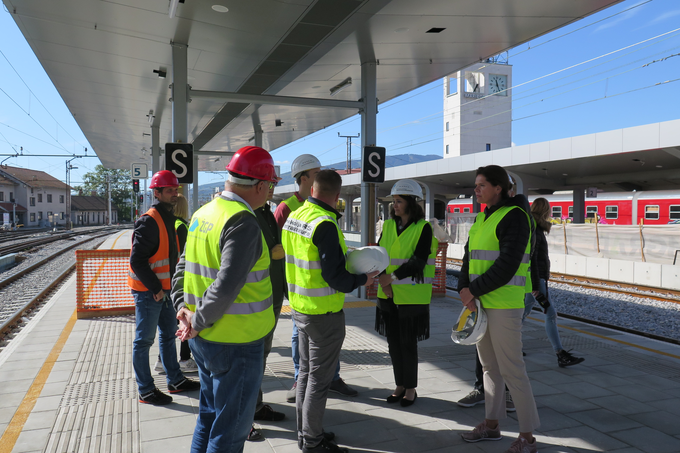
[165, 143, 194, 184]
[362, 146, 386, 183]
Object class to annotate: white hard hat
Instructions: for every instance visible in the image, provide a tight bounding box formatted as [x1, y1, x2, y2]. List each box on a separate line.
[451, 299, 488, 345]
[291, 154, 321, 178]
[346, 246, 389, 274]
[390, 179, 423, 201]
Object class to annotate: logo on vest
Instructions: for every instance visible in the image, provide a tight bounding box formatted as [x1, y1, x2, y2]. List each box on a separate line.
[189, 218, 200, 232]
[283, 218, 314, 238]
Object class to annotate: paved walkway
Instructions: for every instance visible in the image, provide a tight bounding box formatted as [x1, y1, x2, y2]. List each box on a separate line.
[1, 230, 680, 453]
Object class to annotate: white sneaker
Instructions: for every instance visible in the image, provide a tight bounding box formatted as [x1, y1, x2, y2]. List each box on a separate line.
[179, 358, 198, 373]
[154, 359, 164, 373]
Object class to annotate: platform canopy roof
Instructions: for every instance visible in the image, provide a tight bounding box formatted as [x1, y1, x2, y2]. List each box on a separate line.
[6, 0, 623, 172]
[273, 119, 680, 202]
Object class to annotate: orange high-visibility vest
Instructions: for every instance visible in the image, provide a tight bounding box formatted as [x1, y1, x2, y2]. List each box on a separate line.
[128, 208, 178, 291]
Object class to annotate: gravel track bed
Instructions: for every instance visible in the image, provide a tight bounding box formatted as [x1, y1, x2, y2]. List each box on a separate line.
[0, 236, 95, 278]
[445, 265, 680, 342]
[0, 236, 108, 323]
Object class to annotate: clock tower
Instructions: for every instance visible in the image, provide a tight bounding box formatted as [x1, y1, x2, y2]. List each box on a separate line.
[443, 61, 512, 158]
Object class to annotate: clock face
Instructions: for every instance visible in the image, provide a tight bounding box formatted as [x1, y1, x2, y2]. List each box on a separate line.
[489, 74, 507, 95]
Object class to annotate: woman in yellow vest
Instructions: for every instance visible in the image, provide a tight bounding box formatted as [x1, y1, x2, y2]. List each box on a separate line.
[376, 179, 437, 408]
[458, 165, 540, 453]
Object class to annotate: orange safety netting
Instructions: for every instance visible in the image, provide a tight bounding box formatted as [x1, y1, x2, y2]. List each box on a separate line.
[76, 249, 135, 319]
[366, 242, 449, 299]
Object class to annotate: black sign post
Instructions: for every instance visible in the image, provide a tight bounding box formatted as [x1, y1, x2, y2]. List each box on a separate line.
[362, 146, 386, 183]
[165, 143, 194, 184]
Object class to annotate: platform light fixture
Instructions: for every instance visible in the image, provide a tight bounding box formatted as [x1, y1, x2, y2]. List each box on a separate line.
[169, 0, 185, 19]
[330, 77, 352, 96]
[153, 69, 166, 79]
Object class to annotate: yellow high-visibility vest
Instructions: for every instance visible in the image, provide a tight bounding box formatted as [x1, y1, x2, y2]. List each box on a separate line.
[184, 196, 274, 343]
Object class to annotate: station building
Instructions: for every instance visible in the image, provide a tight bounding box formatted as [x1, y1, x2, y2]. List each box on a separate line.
[70, 195, 119, 226]
[0, 166, 72, 227]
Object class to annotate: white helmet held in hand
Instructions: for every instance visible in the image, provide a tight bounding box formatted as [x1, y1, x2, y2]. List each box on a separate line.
[346, 246, 390, 274]
[390, 179, 423, 201]
[291, 154, 321, 178]
[451, 299, 487, 345]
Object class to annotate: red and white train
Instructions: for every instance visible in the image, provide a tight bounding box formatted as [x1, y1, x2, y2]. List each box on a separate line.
[446, 190, 680, 225]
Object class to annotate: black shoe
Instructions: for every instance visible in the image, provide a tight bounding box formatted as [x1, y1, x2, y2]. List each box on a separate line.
[400, 391, 417, 407]
[557, 350, 585, 368]
[139, 388, 172, 405]
[247, 426, 264, 442]
[254, 404, 285, 421]
[329, 378, 358, 397]
[386, 389, 406, 403]
[168, 377, 200, 393]
[298, 432, 336, 450]
[302, 438, 347, 453]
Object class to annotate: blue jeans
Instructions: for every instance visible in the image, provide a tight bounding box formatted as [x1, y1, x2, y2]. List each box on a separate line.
[132, 290, 184, 394]
[293, 319, 340, 382]
[523, 279, 564, 353]
[189, 337, 264, 453]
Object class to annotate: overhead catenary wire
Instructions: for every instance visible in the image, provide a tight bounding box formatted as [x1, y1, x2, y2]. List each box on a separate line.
[278, 12, 680, 167]
[387, 46, 680, 151]
[386, 77, 680, 153]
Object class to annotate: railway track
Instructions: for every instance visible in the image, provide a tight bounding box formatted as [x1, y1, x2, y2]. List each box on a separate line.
[0, 229, 126, 340]
[444, 284, 680, 347]
[446, 257, 680, 303]
[0, 226, 122, 256]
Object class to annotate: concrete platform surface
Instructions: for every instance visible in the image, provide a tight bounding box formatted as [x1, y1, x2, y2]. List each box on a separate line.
[1, 229, 679, 453]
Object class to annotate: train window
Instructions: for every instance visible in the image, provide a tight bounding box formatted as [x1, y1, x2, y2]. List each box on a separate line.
[645, 205, 659, 220]
[586, 206, 598, 218]
[568, 206, 573, 217]
[463, 207, 470, 213]
[454, 208, 460, 213]
[605, 206, 618, 219]
[551, 206, 562, 218]
[670, 205, 680, 220]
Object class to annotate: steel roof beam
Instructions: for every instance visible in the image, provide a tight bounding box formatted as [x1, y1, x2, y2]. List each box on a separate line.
[190, 90, 364, 110]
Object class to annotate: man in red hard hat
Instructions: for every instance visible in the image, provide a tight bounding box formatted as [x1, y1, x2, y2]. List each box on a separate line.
[128, 169, 200, 406]
[171, 146, 279, 453]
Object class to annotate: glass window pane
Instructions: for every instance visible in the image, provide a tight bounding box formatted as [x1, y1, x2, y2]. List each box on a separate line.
[645, 205, 659, 220]
[670, 205, 680, 220]
[605, 206, 618, 219]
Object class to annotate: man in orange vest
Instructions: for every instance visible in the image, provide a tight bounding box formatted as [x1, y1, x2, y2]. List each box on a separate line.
[128, 170, 199, 405]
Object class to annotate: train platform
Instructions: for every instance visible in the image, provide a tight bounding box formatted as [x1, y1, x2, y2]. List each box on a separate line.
[1, 230, 680, 453]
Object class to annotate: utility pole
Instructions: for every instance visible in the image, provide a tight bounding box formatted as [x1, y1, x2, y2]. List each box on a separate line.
[338, 132, 360, 174]
[106, 174, 112, 225]
[65, 156, 80, 229]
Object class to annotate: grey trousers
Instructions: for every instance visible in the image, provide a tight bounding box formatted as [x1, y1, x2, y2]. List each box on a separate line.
[292, 309, 345, 448]
[477, 307, 540, 433]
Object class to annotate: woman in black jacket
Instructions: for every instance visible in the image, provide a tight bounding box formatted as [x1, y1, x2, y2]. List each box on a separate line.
[458, 165, 539, 453]
[375, 179, 437, 408]
[525, 197, 584, 367]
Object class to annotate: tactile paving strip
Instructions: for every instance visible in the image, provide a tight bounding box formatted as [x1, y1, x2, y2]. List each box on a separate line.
[45, 315, 140, 453]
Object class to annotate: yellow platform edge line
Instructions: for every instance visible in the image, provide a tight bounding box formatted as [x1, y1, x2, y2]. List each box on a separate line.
[0, 310, 78, 452]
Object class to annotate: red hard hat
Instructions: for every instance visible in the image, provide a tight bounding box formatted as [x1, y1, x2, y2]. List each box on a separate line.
[226, 146, 277, 182]
[149, 170, 179, 189]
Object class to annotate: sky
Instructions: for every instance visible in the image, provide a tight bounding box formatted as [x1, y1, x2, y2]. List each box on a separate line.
[0, 0, 679, 189]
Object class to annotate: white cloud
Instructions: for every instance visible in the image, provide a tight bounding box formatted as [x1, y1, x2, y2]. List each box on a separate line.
[645, 9, 680, 27]
[594, 1, 648, 33]
[275, 160, 289, 164]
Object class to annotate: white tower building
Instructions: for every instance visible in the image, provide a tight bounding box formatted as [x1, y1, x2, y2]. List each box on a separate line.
[443, 61, 512, 158]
